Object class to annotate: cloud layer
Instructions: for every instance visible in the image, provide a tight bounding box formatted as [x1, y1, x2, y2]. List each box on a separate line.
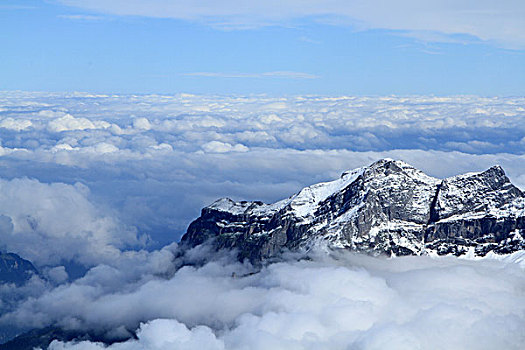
[59, 0, 525, 48]
[2, 249, 522, 350]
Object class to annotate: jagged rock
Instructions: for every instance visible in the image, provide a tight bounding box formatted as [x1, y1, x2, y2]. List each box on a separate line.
[181, 159, 525, 262]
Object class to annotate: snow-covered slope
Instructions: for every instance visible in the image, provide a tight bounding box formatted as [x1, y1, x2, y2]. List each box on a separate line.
[182, 159, 525, 261]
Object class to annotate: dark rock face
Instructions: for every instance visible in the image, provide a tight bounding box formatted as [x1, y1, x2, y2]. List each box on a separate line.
[0, 252, 38, 286]
[181, 159, 525, 262]
[430, 166, 523, 221]
[0, 326, 134, 350]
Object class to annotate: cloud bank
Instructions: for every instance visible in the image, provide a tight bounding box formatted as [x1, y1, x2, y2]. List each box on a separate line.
[0, 178, 143, 267]
[58, 0, 525, 48]
[1, 249, 522, 349]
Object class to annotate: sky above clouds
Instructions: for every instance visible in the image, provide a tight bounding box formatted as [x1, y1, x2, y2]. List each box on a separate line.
[1, 0, 525, 94]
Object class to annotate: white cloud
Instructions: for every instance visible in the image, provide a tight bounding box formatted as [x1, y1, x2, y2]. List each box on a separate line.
[0, 118, 32, 131]
[48, 114, 109, 132]
[201, 141, 249, 153]
[92, 142, 120, 154]
[132, 117, 152, 131]
[183, 71, 320, 79]
[58, 14, 106, 21]
[58, 0, 525, 48]
[4, 250, 524, 350]
[45, 266, 69, 284]
[0, 178, 142, 267]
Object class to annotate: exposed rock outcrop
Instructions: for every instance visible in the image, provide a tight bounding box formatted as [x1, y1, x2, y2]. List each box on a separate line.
[182, 159, 525, 261]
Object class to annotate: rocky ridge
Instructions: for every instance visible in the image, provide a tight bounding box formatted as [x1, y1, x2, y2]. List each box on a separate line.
[182, 159, 525, 261]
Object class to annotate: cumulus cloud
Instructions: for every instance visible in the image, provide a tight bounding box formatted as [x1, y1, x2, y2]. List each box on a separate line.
[3, 93, 525, 156]
[48, 114, 110, 132]
[0, 249, 522, 349]
[0, 117, 32, 131]
[58, 0, 525, 48]
[201, 141, 249, 153]
[0, 178, 142, 267]
[132, 117, 151, 131]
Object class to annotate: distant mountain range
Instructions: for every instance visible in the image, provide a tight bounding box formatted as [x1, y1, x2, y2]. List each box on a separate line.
[182, 159, 525, 261]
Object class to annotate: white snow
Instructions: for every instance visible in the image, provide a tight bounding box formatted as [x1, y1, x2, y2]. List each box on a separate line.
[288, 167, 365, 219]
[208, 166, 366, 219]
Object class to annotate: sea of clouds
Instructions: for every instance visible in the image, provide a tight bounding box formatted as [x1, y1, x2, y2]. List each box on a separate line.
[7, 247, 525, 350]
[0, 91, 524, 348]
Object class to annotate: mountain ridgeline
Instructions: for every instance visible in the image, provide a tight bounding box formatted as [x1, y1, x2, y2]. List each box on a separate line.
[182, 159, 525, 261]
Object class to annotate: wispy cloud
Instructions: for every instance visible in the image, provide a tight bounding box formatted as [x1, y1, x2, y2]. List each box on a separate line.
[299, 36, 322, 44]
[58, 14, 106, 21]
[58, 0, 525, 49]
[0, 5, 37, 10]
[182, 71, 320, 79]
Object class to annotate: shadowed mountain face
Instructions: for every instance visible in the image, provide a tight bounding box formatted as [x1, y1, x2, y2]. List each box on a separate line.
[182, 159, 525, 261]
[0, 252, 38, 286]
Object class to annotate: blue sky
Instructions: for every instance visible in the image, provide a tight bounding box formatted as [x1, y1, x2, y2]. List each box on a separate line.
[1, 0, 525, 95]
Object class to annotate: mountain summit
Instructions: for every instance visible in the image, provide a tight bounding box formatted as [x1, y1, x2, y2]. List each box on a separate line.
[181, 159, 525, 261]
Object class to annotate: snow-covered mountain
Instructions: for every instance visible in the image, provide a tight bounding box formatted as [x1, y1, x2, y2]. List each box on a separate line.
[182, 159, 525, 261]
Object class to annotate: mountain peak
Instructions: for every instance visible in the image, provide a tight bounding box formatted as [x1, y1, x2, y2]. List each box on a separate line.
[182, 160, 525, 261]
[368, 158, 410, 171]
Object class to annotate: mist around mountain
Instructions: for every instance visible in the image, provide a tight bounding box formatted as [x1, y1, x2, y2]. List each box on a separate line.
[1, 160, 524, 350]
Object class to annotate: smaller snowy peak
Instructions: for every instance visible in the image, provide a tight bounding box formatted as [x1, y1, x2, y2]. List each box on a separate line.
[444, 165, 506, 183]
[183, 159, 525, 261]
[207, 198, 272, 216]
[207, 198, 248, 214]
[432, 165, 523, 221]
